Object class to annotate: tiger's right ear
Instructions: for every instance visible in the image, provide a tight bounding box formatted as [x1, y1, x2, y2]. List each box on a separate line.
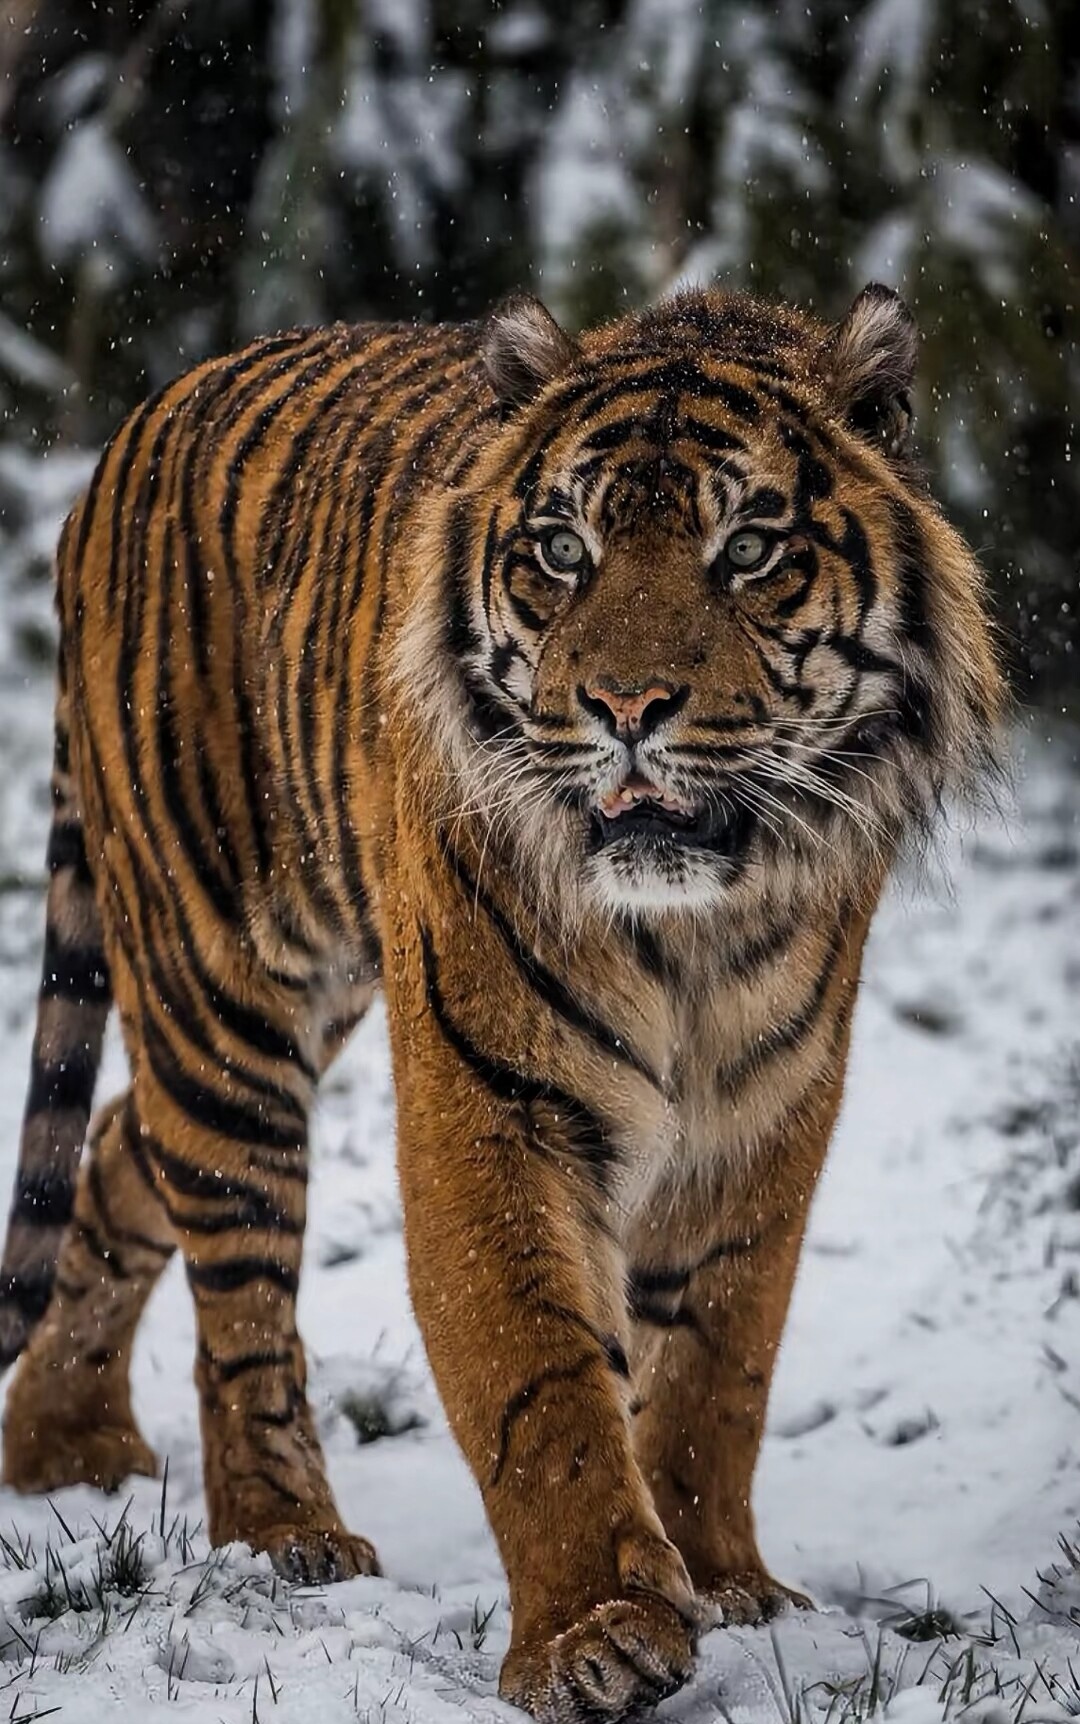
[824, 283, 918, 458]
[481, 294, 578, 410]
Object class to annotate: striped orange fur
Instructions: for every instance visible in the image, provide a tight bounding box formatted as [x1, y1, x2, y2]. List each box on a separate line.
[0, 286, 1002, 1722]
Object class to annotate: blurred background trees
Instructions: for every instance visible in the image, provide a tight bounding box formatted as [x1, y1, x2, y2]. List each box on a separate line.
[0, 0, 1076, 710]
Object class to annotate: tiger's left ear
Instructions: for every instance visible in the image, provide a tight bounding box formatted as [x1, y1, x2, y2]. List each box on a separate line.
[824, 283, 917, 458]
[482, 294, 578, 411]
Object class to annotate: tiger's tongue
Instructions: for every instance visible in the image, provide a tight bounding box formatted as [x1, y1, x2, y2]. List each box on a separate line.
[597, 774, 695, 820]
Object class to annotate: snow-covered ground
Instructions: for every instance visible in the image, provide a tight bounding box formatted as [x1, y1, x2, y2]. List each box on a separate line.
[0, 639, 1078, 1722]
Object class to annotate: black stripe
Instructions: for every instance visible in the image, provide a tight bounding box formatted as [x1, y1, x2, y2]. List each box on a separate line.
[627, 1233, 762, 1315]
[39, 931, 110, 1005]
[581, 416, 647, 454]
[748, 638, 814, 709]
[155, 517, 241, 923]
[101, 802, 318, 1104]
[718, 924, 847, 1092]
[724, 912, 799, 979]
[897, 683, 934, 745]
[743, 485, 788, 520]
[889, 496, 936, 659]
[443, 841, 659, 1088]
[504, 583, 548, 635]
[681, 415, 747, 454]
[331, 425, 396, 897]
[9, 1170, 75, 1228]
[783, 421, 834, 511]
[490, 1352, 599, 1486]
[626, 1287, 705, 1335]
[293, 443, 357, 887]
[460, 668, 522, 746]
[620, 919, 678, 987]
[420, 925, 617, 1185]
[808, 506, 876, 621]
[445, 496, 481, 657]
[602, 1335, 630, 1378]
[250, 1467, 303, 1507]
[186, 1257, 299, 1296]
[124, 1117, 161, 1197]
[86, 1155, 172, 1258]
[829, 634, 901, 677]
[145, 1136, 301, 1236]
[127, 797, 318, 1086]
[141, 1013, 305, 1152]
[0, 1269, 54, 1325]
[25, 1046, 98, 1116]
[222, 398, 318, 885]
[201, 1346, 295, 1384]
[145, 924, 313, 1115]
[81, 815, 315, 1176]
[250, 1397, 303, 1429]
[53, 719, 70, 778]
[199, 971, 318, 1086]
[106, 391, 170, 610]
[75, 1217, 129, 1280]
[45, 819, 94, 885]
[162, 1204, 299, 1239]
[72, 448, 109, 575]
[510, 357, 750, 503]
[479, 505, 502, 634]
[628, 1263, 690, 1298]
[364, 346, 478, 669]
[193, 744, 244, 903]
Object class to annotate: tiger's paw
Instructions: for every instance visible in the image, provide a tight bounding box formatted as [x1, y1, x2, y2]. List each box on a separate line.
[501, 1528, 703, 1722]
[259, 1523, 381, 1585]
[700, 1568, 813, 1627]
[500, 1594, 698, 1724]
[1, 1417, 158, 1495]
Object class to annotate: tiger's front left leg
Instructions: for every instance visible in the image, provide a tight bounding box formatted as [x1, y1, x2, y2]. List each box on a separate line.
[392, 970, 703, 1724]
[628, 1074, 848, 1628]
[132, 1032, 379, 1585]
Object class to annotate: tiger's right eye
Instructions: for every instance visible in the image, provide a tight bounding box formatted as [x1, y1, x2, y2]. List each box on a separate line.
[539, 528, 587, 573]
[725, 529, 771, 571]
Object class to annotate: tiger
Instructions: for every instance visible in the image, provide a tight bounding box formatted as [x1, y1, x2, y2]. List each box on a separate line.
[0, 283, 1001, 1723]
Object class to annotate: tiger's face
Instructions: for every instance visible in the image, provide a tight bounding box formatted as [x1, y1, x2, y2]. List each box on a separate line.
[408, 288, 1000, 917]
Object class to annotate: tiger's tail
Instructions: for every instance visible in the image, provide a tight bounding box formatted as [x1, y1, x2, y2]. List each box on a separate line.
[0, 640, 112, 1370]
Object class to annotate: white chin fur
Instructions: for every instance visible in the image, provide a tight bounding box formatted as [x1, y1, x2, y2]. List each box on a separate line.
[583, 848, 739, 914]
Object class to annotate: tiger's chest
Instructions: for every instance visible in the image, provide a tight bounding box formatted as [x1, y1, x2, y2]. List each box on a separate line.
[593, 932, 845, 1215]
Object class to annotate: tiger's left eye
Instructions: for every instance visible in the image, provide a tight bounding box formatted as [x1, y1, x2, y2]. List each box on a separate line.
[540, 528, 587, 572]
[725, 529, 771, 571]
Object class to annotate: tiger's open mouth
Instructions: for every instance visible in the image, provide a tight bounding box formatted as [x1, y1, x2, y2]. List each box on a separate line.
[588, 774, 756, 857]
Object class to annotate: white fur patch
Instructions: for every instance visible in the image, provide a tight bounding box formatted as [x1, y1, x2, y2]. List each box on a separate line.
[828, 285, 917, 405]
[482, 296, 577, 407]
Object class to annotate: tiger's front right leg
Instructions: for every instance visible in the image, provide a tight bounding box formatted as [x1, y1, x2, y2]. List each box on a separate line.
[392, 944, 702, 1724]
[131, 1035, 379, 1585]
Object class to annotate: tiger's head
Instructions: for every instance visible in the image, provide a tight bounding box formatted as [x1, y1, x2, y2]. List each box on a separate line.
[400, 286, 1003, 919]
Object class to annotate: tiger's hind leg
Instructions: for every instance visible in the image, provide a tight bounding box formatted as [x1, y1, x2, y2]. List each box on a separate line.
[3, 1090, 175, 1494]
[129, 1000, 379, 1585]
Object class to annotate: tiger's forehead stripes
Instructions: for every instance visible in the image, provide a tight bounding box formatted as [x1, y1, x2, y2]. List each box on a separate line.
[511, 373, 860, 554]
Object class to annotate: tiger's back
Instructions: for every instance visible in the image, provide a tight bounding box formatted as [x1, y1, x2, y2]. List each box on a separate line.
[0, 287, 1002, 1724]
[67, 321, 485, 987]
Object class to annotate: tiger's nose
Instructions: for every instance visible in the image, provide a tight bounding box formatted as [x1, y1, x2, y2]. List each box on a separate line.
[578, 680, 688, 741]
